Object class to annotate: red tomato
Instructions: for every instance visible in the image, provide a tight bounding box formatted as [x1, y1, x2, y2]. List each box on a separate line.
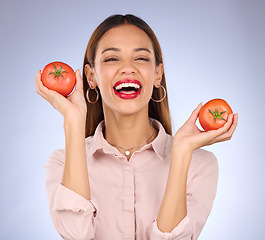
[199, 98, 233, 131]
[41, 61, 76, 96]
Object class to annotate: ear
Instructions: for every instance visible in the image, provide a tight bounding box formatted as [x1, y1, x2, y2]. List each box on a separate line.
[85, 64, 97, 89]
[154, 63, 164, 88]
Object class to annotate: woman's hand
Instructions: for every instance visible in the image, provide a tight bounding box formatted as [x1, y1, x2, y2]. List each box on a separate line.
[35, 69, 87, 122]
[173, 103, 238, 153]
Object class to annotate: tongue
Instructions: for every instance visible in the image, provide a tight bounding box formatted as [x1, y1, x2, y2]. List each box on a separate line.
[120, 90, 136, 94]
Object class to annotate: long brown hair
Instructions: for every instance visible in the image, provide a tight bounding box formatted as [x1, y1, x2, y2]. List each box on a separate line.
[83, 14, 172, 137]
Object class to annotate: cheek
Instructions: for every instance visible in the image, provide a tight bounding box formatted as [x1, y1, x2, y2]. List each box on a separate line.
[101, 64, 118, 78]
[95, 65, 116, 89]
[96, 69, 118, 102]
[140, 69, 156, 96]
[141, 65, 157, 84]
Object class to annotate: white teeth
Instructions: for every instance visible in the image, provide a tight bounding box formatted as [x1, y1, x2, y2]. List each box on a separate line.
[115, 82, 141, 91]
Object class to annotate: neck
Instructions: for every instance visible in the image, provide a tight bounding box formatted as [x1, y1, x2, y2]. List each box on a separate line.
[103, 107, 157, 160]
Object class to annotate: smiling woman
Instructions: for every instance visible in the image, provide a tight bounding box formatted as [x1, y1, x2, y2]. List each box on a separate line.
[35, 14, 238, 240]
[83, 16, 171, 138]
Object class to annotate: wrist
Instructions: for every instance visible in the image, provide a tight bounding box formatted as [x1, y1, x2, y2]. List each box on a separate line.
[64, 116, 86, 134]
[172, 139, 193, 155]
[170, 141, 193, 170]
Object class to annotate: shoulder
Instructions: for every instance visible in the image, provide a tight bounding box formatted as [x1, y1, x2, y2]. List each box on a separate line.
[164, 135, 218, 174]
[46, 135, 95, 165]
[188, 148, 219, 179]
[46, 131, 100, 170]
[192, 148, 217, 163]
[45, 148, 66, 168]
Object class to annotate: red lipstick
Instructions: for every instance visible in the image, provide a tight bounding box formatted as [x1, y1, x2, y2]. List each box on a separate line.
[113, 79, 142, 100]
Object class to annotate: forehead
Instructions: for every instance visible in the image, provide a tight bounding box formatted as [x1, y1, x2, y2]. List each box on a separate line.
[97, 24, 154, 52]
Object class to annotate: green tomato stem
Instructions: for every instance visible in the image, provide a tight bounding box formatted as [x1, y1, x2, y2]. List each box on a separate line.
[208, 106, 227, 123]
[48, 64, 68, 80]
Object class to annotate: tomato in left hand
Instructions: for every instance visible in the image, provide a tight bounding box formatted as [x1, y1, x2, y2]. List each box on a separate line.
[41, 61, 76, 97]
[199, 98, 233, 131]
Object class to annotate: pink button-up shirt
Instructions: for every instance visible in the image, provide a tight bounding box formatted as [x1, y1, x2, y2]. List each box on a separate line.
[45, 119, 218, 240]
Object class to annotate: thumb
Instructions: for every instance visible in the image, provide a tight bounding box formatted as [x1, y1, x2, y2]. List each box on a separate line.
[187, 102, 202, 123]
[74, 69, 84, 92]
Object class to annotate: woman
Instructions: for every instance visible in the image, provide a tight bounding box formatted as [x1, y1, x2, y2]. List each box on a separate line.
[35, 14, 238, 240]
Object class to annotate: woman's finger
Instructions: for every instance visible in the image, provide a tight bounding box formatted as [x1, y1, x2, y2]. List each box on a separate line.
[218, 113, 238, 141]
[35, 70, 51, 95]
[35, 70, 53, 102]
[35, 70, 42, 93]
[74, 69, 84, 92]
[224, 113, 238, 137]
[207, 114, 234, 139]
[216, 113, 234, 134]
[187, 103, 202, 123]
[207, 113, 238, 144]
[35, 70, 67, 112]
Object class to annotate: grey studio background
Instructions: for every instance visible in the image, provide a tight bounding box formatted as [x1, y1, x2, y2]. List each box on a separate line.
[1, 0, 264, 239]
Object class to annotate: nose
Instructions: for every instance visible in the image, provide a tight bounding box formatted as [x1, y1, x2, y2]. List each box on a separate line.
[120, 60, 136, 75]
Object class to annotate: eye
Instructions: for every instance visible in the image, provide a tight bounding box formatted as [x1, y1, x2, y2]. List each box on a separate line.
[103, 57, 119, 62]
[135, 57, 150, 62]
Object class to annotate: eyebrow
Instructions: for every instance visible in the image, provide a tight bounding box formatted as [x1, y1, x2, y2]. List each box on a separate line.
[101, 47, 151, 54]
[134, 48, 151, 53]
[101, 47, 120, 54]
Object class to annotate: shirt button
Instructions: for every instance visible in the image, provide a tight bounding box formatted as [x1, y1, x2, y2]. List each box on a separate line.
[93, 210, 97, 217]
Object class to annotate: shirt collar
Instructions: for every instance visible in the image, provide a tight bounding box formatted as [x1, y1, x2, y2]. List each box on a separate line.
[86, 121, 120, 157]
[86, 118, 170, 161]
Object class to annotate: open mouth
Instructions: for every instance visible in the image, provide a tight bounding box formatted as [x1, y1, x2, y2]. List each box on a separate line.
[113, 80, 142, 99]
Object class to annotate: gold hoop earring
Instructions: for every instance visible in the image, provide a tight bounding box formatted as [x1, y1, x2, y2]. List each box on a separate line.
[151, 85, 167, 103]
[86, 87, 99, 104]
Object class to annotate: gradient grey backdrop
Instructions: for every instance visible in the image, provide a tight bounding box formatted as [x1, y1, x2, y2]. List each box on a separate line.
[1, 0, 264, 239]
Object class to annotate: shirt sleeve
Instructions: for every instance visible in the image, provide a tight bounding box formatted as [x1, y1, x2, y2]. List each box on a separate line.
[45, 149, 99, 240]
[150, 149, 218, 240]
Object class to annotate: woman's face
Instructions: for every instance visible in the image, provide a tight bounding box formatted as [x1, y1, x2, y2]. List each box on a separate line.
[87, 24, 163, 116]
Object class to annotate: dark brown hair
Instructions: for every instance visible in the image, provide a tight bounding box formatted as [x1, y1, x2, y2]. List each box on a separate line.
[83, 14, 172, 137]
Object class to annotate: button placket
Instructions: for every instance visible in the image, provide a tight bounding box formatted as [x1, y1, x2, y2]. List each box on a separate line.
[122, 160, 135, 239]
